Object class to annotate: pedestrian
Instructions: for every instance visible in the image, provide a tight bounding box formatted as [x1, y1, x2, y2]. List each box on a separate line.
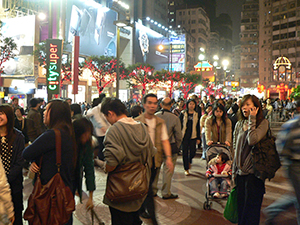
[200, 104, 212, 159]
[70, 104, 82, 120]
[135, 93, 173, 224]
[179, 99, 201, 175]
[101, 97, 156, 225]
[73, 117, 95, 210]
[205, 103, 232, 147]
[0, 158, 15, 224]
[232, 94, 268, 225]
[14, 107, 29, 146]
[27, 98, 45, 142]
[172, 98, 185, 117]
[0, 104, 25, 225]
[86, 94, 110, 161]
[263, 112, 300, 224]
[22, 99, 76, 224]
[155, 97, 182, 199]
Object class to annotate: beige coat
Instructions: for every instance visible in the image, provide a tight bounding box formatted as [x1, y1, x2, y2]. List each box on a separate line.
[205, 116, 232, 144]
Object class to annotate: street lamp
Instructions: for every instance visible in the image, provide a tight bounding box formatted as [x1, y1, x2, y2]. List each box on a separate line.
[158, 41, 172, 71]
[199, 53, 205, 79]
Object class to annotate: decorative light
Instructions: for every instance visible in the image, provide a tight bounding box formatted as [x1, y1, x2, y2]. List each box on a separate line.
[146, 17, 150, 21]
[154, 21, 158, 25]
[158, 24, 161, 27]
[150, 19, 154, 23]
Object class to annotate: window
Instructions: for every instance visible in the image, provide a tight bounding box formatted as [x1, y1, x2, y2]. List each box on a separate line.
[191, 20, 196, 24]
[179, 11, 182, 16]
[191, 29, 196, 33]
[192, 10, 196, 15]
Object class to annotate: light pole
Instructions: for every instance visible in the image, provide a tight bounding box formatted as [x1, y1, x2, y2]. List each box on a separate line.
[213, 55, 219, 85]
[158, 40, 172, 71]
[222, 59, 229, 82]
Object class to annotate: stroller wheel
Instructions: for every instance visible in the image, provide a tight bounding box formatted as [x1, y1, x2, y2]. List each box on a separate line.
[203, 201, 212, 210]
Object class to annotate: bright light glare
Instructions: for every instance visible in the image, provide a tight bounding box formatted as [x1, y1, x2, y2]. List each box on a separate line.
[200, 47, 205, 52]
[213, 61, 218, 67]
[158, 24, 161, 27]
[213, 55, 219, 60]
[154, 21, 158, 25]
[38, 13, 46, 21]
[199, 54, 205, 61]
[158, 45, 164, 51]
[222, 59, 229, 67]
[146, 17, 150, 21]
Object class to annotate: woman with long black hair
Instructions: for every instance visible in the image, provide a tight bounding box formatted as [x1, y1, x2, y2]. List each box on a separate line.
[205, 103, 232, 147]
[232, 94, 268, 224]
[23, 99, 77, 224]
[0, 104, 24, 225]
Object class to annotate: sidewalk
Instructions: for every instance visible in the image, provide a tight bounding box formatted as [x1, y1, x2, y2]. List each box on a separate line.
[70, 152, 296, 225]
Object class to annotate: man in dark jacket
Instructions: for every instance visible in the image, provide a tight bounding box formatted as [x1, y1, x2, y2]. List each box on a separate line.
[27, 98, 45, 142]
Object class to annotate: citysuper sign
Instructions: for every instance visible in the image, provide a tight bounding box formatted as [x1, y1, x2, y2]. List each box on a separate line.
[46, 39, 63, 95]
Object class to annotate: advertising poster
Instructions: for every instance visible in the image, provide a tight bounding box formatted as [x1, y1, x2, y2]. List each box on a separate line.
[134, 22, 168, 70]
[65, 0, 117, 57]
[170, 34, 185, 72]
[1, 15, 35, 76]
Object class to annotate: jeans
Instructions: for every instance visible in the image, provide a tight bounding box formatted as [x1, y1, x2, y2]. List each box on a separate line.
[236, 174, 265, 225]
[210, 177, 228, 194]
[109, 207, 142, 225]
[182, 138, 197, 171]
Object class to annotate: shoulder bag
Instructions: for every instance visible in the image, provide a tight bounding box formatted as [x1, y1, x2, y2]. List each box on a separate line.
[24, 129, 75, 225]
[251, 127, 281, 181]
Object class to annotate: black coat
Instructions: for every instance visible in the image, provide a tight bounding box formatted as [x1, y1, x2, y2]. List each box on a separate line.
[7, 129, 25, 194]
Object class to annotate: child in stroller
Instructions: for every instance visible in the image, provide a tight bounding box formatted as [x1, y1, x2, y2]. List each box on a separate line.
[206, 152, 232, 199]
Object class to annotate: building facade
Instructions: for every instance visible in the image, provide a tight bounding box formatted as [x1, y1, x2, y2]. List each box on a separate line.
[240, 0, 259, 88]
[176, 6, 210, 67]
[271, 0, 300, 87]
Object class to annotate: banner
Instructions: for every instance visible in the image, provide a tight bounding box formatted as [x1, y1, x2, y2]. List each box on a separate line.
[46, 39, 63, 95]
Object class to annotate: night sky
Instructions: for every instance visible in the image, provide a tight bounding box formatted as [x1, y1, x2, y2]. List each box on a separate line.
[216, 0, 243, 46]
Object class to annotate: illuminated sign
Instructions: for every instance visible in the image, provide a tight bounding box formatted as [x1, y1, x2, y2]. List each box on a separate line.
[224, 81, 239, 87]
[46, 39, 63, 95]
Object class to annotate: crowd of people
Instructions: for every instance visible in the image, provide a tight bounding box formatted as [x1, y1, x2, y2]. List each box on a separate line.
[0, 93, 299, 225]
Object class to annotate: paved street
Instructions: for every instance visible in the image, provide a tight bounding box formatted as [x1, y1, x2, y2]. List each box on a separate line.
[22, 122, 298, 225]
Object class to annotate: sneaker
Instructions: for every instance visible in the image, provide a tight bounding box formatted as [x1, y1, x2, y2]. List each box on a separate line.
[213, 192, 220, 198]
[185, 170, 190, 176]
[221, 194, 228, 198]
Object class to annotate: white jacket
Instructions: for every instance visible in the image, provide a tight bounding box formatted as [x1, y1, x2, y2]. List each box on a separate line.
[86, 103, 110, 137]
[0, 159, 14, 223]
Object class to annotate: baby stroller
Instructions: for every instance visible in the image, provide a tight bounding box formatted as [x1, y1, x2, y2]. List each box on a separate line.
[203, 143, 233, 210]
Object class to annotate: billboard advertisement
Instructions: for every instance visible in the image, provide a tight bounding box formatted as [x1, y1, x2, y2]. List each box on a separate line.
[170, 34, 185, 72]
[65, 0, 117, 57]
[134, 22, 168, 70]
[1, 15, 35, 76]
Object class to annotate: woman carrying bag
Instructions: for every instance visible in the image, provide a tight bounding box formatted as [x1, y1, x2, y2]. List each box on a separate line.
[232, 94, 268, 225]
[22, 99, 77, 224]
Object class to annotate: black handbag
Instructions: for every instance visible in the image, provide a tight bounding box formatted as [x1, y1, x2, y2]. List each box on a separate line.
[252, 128, 281, 181]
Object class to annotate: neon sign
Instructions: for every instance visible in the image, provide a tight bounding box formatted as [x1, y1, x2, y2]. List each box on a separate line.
[46, 39, 63, 95]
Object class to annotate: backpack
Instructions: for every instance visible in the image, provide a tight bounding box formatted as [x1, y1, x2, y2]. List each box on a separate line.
[251, 128, 281, 181]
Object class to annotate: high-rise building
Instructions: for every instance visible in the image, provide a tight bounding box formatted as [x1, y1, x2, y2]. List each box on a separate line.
[271, 0, 300, 85]
[214, 13, 233, 59]
[176, 6, 210, 65]
[258, 0, 273, 88]
[168, 0, 185, 30]
[240, 0, 259, 88]
[232, 44, 241, 80]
